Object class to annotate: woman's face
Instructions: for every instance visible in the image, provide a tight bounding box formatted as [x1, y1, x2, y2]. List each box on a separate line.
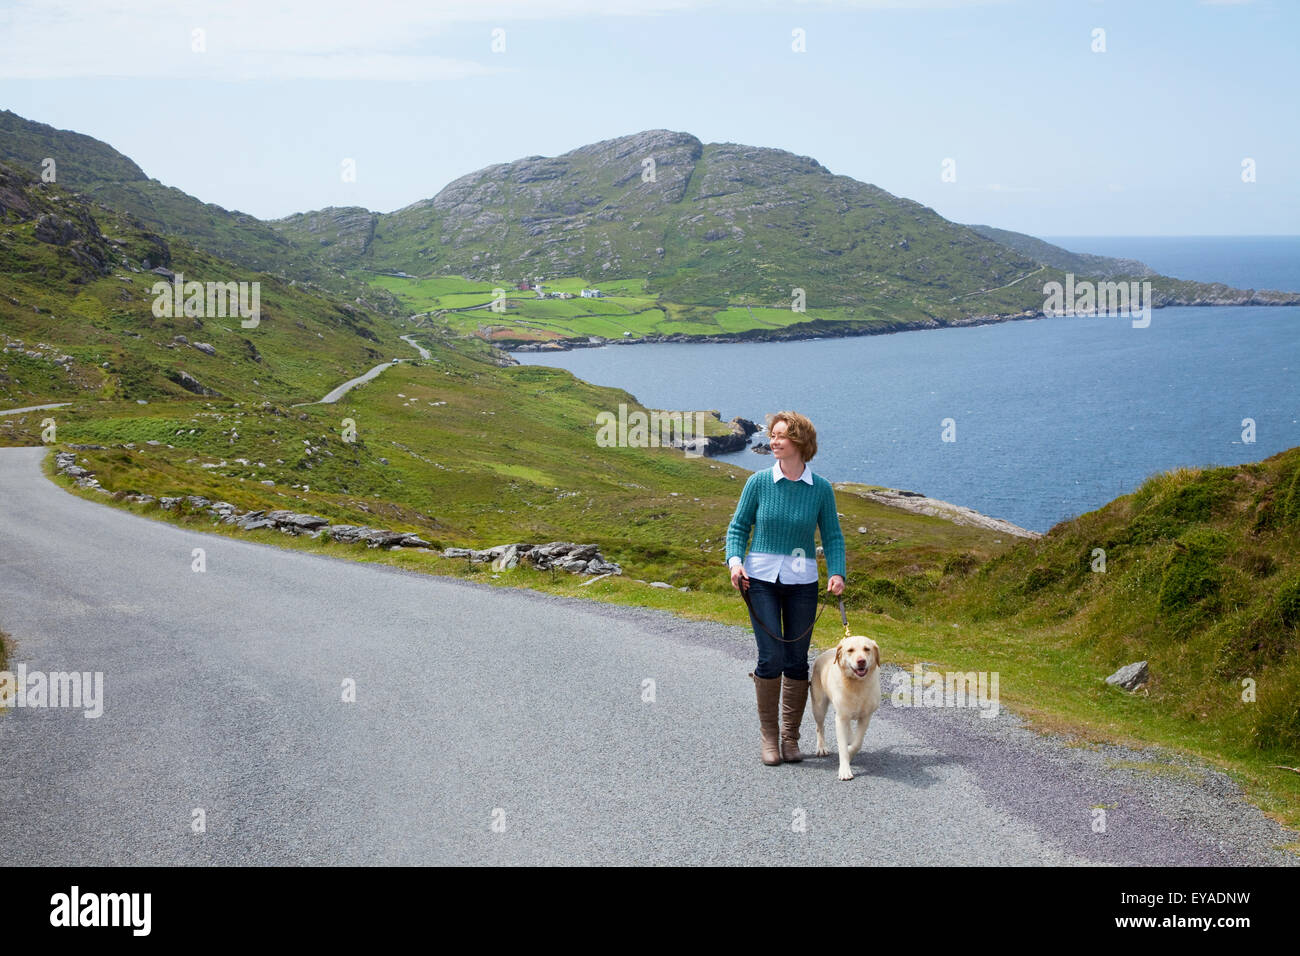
[770, 420, 797, 461]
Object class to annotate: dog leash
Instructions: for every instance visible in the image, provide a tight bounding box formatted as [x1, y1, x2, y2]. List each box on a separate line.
[739, 581, 850, 644]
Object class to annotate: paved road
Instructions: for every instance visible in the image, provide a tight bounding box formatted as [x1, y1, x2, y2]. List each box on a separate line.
[0, 445, 1295, 865]
[296, 361, 398, 406]
[0, 402, 71, 416]
[294, 333, 433, 407]
[399, 334, 432, 360]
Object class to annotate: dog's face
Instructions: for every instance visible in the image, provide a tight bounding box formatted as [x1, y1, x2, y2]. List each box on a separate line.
[835, 636, 880, 680]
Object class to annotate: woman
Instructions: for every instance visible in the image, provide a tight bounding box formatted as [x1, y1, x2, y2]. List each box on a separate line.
[726, 411, 846, 766]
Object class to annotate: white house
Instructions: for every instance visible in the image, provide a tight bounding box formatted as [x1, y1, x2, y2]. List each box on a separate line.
[580, 288, 605, 298]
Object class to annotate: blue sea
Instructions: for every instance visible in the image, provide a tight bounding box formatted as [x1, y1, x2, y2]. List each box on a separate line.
[1042, 236, 1300, 294]
[518, 238, 1300, 533]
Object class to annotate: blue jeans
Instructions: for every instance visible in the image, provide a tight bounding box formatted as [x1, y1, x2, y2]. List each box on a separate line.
[745, 577, 819, 680]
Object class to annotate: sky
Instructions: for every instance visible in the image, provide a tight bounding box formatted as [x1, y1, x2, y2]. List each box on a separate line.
[0, 0, 1295, 236]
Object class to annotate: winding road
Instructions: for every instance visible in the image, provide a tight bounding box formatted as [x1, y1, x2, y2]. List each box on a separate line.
[0, 445, 1295, 865]
[294, 332, 434, 407]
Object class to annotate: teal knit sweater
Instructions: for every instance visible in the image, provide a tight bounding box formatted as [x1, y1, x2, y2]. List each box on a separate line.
[726, 470, 847, 580]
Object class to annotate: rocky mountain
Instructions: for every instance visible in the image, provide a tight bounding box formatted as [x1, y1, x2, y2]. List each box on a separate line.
[312, 129, 1047, 311]
[277, 128, 1300, 314]
[272, 206, 378, 264]
[4, 111, 1296, 320]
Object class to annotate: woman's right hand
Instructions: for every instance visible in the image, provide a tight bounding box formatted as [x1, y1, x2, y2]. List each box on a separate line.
[730, 563, 750, 591]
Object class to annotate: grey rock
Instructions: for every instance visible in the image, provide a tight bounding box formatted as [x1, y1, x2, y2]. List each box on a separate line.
[1106, 661, 1150, 691]
[266, 510, 329, 531]
[491, 545, 521, 571]
[167, 369, 221, 397]
[358, 530, 407, 548]
[234, 511, 267, 529]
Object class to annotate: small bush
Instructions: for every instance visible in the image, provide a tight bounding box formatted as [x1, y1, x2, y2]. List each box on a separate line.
[1249, 660, 1300, 754]
[1276, 573, 1300, 630]
[861, 576, 913, 607]
[1129, 473, 1235, 544]
[1158, 528, 1230, 614]
[1212, 604, 1293, 674]
[942, 552, 979, 577]
[1020, 565, 1059, 594]
[1251, 461, 1300, 532]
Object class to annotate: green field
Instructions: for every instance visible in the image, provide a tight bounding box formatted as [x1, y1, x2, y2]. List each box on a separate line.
[368, 273, 926, 344]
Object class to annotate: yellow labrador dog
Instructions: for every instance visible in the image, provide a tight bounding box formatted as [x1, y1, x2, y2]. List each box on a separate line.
[811, 635, 882, 781]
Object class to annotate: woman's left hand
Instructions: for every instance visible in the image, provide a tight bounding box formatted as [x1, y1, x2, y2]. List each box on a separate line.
[827, 575, 845, 596]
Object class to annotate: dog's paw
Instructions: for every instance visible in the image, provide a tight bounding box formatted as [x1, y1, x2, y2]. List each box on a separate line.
[837, 766, 854, 781]
[815, 745, 829, 757]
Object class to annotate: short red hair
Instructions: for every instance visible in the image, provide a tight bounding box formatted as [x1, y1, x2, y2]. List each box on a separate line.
[766, 410, 818, 462]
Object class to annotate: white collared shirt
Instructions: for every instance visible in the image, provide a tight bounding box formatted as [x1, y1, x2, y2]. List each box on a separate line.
[728, 461, 820, 584]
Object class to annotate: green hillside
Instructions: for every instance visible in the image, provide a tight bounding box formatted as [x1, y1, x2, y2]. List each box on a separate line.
[931, 449, 1300, 756]
[0, 161, 406, 411]
[965, 223, 1157, 280]
[0, 110, 392, 307]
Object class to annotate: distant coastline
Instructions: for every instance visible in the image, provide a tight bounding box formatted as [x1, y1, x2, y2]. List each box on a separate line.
[506, 291, 1300, 353]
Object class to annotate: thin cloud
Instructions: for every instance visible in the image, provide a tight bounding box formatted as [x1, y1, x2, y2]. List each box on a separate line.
[0, 0, 697, 81]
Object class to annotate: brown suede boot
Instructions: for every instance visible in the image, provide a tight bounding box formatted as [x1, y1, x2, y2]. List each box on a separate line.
[779, 676, 810, 762]
[750, 673, 782, 766]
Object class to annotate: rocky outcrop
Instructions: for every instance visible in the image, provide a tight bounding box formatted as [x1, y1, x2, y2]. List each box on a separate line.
[198, 506, 432, 548]
[165, 368, 221, 397]
[54, 452, 434, 548]
[670, 415, 759, 456]
[325, 525, 431, 548]
[1149, 285, 1300, 307]
[54, 450, 111, 495]
[1105, 660, 1150, 692]
[442, 541, 621, 576]
[847, 485, 1041, 540]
